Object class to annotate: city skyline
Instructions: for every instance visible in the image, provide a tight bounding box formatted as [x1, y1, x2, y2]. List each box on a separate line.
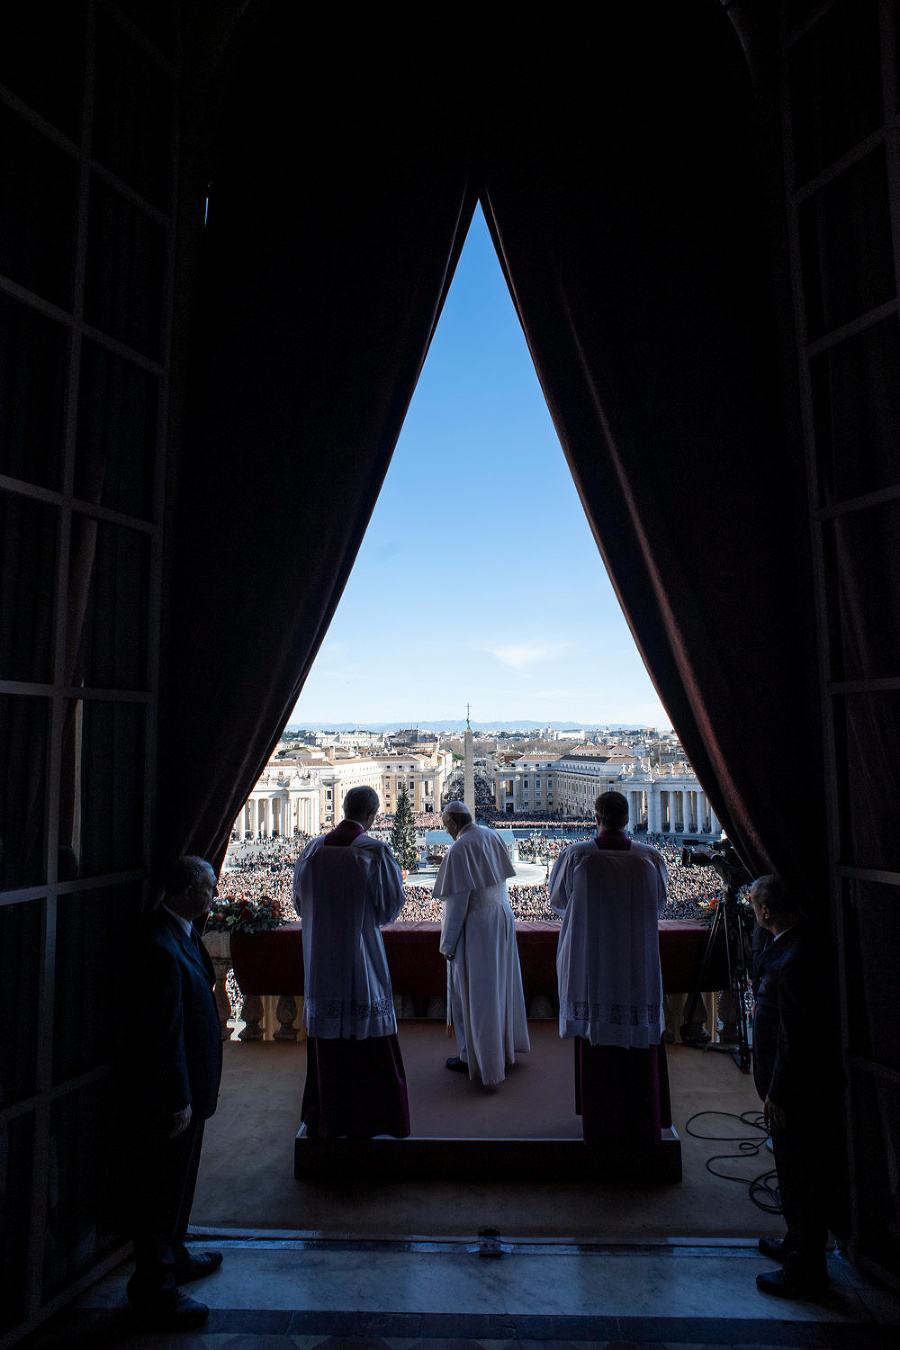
[283, 719, 671, 734]
[289, 206, 670, 730]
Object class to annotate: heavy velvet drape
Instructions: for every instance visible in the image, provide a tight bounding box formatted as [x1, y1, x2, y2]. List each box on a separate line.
[156, 11, 478, 873]
[158, 2, 826, 907]
[478, 7, 826, 899]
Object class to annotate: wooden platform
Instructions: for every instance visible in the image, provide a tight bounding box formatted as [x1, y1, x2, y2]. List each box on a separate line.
[293, 1021, 682, 1184]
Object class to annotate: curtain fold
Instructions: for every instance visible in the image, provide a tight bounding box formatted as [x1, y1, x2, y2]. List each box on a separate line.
[156, 6, 477, 874]
[478, 4, 826, 902]
[159, 0, 826, 907]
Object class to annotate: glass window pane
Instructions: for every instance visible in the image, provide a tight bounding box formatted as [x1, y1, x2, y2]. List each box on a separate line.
[0, 103, 77, 311]
[61, 700, 145, 880]
[76, 341, 157, 519]
[113, 0, 179, 59]
[844, 878, 900, 1072]
[0, 695, 49, 891]
[0, 1114, 34, 1333]
[0, 0, 85, 139]
[849, 1067, 900, 1273]
[799, 147, 894, 341]
[45, 1081, 122, 1299]
[84, 181, 166, 359]
[838, 690, 900, 872]
[0, 294, 69, 490]
[68, 515, 150, 691]
[825, 500, 900, 682]
[0, 898, 42, 1105]
[0, 491, 58, 683]
[93, 12, 174, 210]
[787, 0, 826, 26]
[812, 316, 900, 505]
[54, 883, 142, 1084]
[789, 0, 883, 185]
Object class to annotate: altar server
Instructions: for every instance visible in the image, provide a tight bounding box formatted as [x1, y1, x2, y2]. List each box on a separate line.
[434, 802, 530, 1085]
[293, 785, 409, 1139]
[550, 791, 671, 1146]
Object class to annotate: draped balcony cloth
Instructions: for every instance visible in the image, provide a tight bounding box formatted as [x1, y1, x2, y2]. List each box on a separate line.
[229, 920, 729, 1001]
[156, 2, 825, 917]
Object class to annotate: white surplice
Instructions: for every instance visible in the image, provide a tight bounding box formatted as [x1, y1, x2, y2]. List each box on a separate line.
[293, 832, 405, 1038]
[549, 838, 667, 1048]
[433, 822, 530, 1084]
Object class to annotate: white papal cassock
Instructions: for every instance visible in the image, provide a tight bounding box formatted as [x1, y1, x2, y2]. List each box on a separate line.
[433, 822, 530, 1085]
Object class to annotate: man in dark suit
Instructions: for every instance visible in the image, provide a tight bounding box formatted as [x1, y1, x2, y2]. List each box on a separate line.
[125, 856, 224, 1330]
[751, 874, 846, 1299]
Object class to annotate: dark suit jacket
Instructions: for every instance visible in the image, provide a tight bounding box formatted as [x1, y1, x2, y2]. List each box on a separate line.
[130, 908, 223, 1126]
[752, 924, 837, 1112]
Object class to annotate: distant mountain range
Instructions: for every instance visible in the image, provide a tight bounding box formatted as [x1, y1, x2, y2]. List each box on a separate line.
[283, 720, 657, 733]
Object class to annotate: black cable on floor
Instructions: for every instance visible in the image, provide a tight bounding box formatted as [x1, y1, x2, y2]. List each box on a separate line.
[684, 1109, 782, 1214]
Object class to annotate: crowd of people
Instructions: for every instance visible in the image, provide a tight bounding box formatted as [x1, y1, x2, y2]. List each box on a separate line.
[514, 833, 592, 864]
[220, 824, 724, 923]
[220, 836, 307, 919]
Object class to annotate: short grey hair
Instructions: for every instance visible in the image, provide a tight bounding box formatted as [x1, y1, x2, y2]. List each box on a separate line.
[343, 785, 379, 823]
[163, 855, 213, 897]
[750, 874, 798, 923]
[443, 801, 472, 826]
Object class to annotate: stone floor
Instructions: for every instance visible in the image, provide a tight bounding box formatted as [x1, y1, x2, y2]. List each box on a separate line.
[17, 1029, 900, 1349]
[22, 1235, 900, 1349]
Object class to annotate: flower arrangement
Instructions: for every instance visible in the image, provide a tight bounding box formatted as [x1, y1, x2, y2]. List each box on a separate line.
[205, 892, 287, 934]
[696, 892, 753, 928]
[696, 897, 720, 927]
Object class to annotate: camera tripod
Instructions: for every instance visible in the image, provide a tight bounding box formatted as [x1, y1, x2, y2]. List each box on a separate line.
[681, 879, 753, 1073]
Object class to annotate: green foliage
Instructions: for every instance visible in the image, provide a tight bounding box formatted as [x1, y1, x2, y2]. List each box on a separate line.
[390, 783, 419, 872]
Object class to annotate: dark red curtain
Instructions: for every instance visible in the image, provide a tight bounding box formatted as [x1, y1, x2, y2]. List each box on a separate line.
[479, 5, 826, 902]
[156, 6, 477, 873]
[158, 1, 826, 907]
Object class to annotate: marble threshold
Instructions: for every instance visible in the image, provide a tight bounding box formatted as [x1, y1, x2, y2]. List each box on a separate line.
[54, 1234, 900, 1347]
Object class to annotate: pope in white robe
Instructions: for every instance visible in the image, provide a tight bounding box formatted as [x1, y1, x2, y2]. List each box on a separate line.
[433, 802, 530, 1085]
[549, 790, 671, 1146]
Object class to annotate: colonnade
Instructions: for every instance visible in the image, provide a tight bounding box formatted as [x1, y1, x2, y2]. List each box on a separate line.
[236, 790, 320, 838]
[627, 786, 719, 835]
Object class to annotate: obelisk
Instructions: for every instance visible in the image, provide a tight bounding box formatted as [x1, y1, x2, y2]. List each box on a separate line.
[464, 703, 476, 817]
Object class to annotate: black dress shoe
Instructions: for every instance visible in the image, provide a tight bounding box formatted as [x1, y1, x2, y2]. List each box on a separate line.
[445, 1056, 468, 1073]
[758, 1236, 792, 1263]
[130, 1291, 210, 1330]
[756, 1267, 829, 1300]
[172, 1250, 224, 1284]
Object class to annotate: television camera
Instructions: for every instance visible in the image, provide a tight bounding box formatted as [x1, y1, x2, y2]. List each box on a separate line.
[680, 837, 754, 1072]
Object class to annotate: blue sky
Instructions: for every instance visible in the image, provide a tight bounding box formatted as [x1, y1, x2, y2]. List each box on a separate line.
[289, 207, 670, 730]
